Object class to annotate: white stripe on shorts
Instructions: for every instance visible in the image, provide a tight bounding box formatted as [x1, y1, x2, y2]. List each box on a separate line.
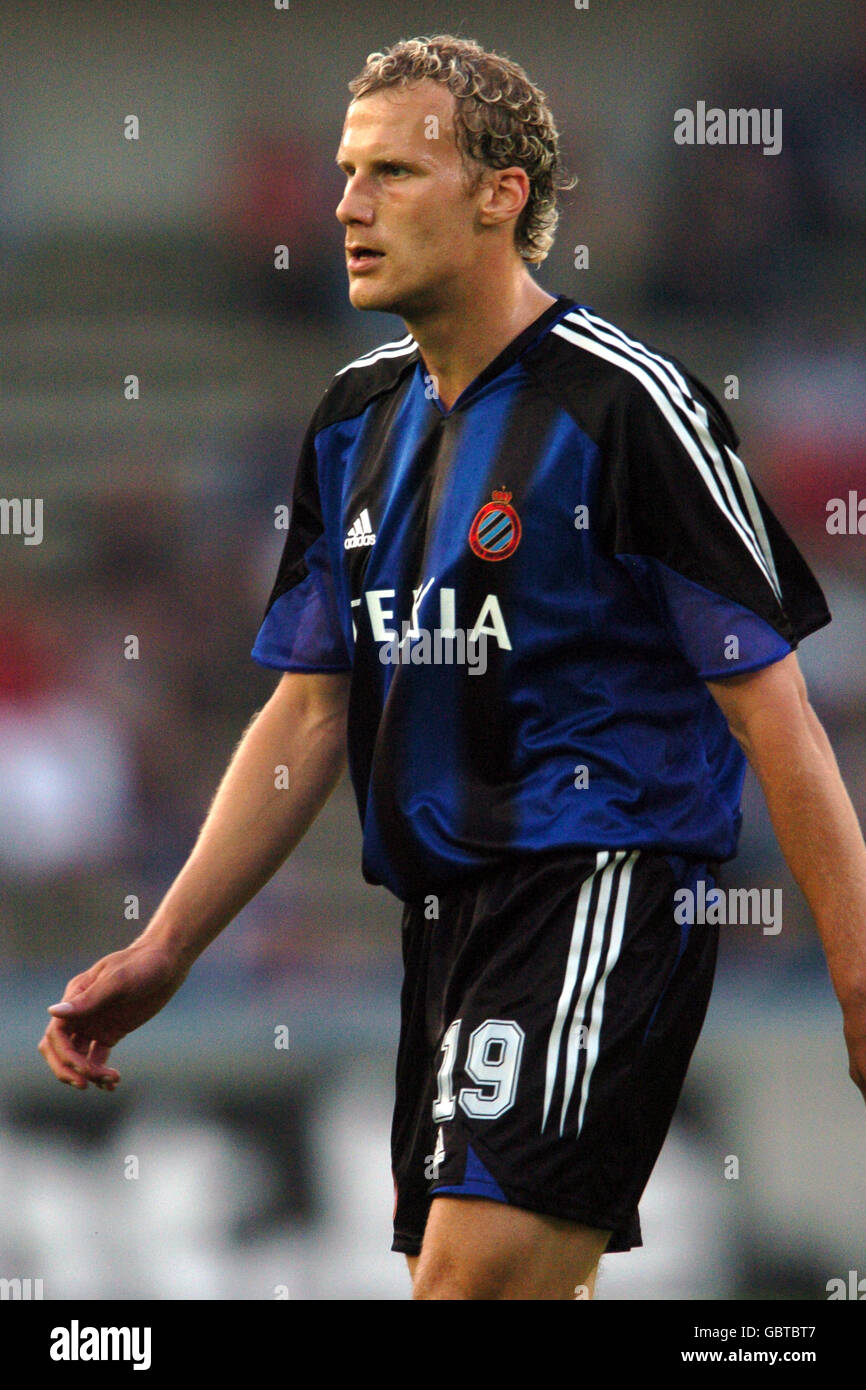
[541, 849, 640, 1137]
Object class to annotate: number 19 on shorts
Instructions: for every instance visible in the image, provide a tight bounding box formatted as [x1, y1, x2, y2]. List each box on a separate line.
[432, 1018, 525, 1121]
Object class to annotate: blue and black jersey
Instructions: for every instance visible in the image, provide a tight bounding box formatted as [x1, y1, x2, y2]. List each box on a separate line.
[252, 294, 830, 901]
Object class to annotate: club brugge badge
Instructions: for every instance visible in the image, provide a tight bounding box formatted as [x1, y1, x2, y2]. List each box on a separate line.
[468, 489, 522, 561]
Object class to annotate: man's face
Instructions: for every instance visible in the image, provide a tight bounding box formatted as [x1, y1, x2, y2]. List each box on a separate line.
[335, 80, 490, 318]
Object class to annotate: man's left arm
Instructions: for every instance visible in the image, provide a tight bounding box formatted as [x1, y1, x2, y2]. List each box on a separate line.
[706, 650, 866, 1103]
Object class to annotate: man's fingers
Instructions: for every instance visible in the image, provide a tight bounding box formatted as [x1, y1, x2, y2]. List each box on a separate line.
[89, 1043, 119, 1077]
[38, 1028, 89, 1089]
[87, 1042, 120, 1086]
[45, 1020, 91, 1071]
[38, 1020, 119, 1089]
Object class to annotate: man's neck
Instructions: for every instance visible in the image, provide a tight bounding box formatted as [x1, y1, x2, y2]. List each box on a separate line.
[404, 275, 558, 412]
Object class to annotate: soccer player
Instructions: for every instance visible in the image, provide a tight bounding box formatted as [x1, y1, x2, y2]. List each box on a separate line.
[39, 35, 866, 1301]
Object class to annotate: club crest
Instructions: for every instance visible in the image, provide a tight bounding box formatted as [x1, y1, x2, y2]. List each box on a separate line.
[469, 489, 521, 561]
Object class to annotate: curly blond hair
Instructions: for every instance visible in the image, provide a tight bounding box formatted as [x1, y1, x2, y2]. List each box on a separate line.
[347, 34, 574, 264]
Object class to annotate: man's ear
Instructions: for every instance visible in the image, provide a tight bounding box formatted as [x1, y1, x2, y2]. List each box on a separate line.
[476, 166, 531, 230]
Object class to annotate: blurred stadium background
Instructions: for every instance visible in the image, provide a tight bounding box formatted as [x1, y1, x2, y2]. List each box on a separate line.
[1, 0, 864, 1300]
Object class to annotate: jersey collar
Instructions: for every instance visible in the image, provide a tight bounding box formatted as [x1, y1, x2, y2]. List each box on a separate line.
[420, 293, 580, 416]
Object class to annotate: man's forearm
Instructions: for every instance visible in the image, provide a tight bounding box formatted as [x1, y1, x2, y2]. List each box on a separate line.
[740, 699, 866, 1004]
[140, 672, 349, 968]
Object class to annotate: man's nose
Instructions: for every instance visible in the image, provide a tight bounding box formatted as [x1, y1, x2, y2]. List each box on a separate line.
[336, 177, 374, 226]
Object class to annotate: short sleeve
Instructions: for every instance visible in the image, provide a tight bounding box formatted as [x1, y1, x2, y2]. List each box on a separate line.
[605, 366, 831, 679]
[251, 414, 352, 673]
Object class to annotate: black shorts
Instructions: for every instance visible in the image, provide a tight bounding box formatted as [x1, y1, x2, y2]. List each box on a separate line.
[391, 847, 719, 1256]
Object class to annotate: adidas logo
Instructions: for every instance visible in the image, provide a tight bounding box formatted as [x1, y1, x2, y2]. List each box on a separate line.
[344, 508, 377, 550]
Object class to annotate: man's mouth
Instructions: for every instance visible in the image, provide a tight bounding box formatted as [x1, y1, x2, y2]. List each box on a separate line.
[347, 246, 386, 271]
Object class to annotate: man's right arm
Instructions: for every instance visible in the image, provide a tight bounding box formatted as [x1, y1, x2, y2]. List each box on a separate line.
[38, 669, 350, 1090]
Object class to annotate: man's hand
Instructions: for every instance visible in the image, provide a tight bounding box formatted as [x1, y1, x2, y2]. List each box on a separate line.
[38, 942, 190, 1091]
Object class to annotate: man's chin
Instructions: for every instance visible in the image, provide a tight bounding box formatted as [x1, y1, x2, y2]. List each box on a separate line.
[347, 272, 439, 323]
[348, 279, 401, 315]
